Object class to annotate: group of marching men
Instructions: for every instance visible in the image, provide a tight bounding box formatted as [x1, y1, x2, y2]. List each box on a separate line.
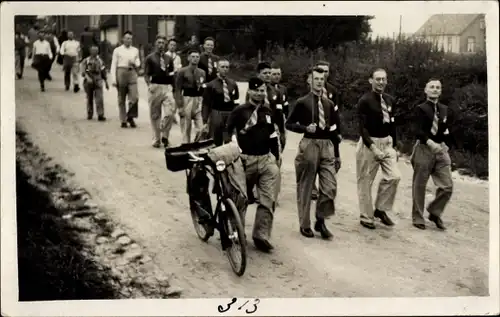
[28, 29, 456, 253]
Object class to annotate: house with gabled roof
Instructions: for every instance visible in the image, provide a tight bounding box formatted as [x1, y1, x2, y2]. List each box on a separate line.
[413, 14, 486, 54]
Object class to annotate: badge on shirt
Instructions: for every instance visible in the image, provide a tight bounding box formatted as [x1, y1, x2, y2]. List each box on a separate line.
[444, 128, 449, 135]
[200, 77, 204, 83]
[266, 115, 272, 124]
[272, 95, 277, 101]
[213, 61, 217, 68]
[276, 104, 283, 110]
[388, 106, 392, 112]
[202, 83, 207, 88]
[329, 124, 337, 131]
[328, 93, 333, 99]
[391, 117, 395, 122]
[334, 105, 338, 111]
[283, 94, 286, 101]
[443, 117, 447, 123]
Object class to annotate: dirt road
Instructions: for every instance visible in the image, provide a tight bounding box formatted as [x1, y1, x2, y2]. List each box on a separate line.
[15, 67, 489, 298]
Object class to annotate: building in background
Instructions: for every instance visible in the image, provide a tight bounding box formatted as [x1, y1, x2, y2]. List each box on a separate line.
[413, 14, 486, 54]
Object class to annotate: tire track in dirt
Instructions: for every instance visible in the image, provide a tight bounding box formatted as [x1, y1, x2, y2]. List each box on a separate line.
[15, 68, 489, 298]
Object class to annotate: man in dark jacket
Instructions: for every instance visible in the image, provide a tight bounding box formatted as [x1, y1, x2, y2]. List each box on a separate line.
[198, 37, 220, 83]
[15, 30, 28, 79]
[80, 26, 99, 61]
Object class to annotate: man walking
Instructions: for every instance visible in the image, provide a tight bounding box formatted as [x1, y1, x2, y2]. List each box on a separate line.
[175, 49, 206, 144]
[356, 68, 401, 230]
[199, 37, 220, 83]
[82, 44, 109, 121]
[270, 62, 289, 117]
[202, 58, 239, 146]
[44, 30, 60, 81]
[60, 31, 81, 92]
[286, 67, 341, 240]
[411, 78, 453, 230]
[144, 35, 177, 148]
[310, 60, 343, 200]
[80, 26, 99, 61]
[110, 31, 141, 128]
[226, 77, 280, 252]
[32, 30, 53, 92]
[165, 38, 183, 125]
[15, 31, 28, 79]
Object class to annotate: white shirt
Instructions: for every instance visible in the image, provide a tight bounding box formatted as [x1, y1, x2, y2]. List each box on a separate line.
[166, 51, 182, 74]
[110, 44, 141, 84]
[32, 40, 53, 59]
[60, 39, 80, 57]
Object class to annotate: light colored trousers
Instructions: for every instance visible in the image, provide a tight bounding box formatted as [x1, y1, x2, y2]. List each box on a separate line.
[178, 96, 203, 144]
[116, 68, 139, 122]
[356, 136, 401, 224]
[63, 55, 80, 88]
[295, 138, 337, 229]
[410, 141, 453, 225]
[148, 84, 176, 144]
[240, 153, 279, 241]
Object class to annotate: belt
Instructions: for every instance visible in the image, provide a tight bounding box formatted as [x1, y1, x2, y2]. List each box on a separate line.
[117, 66, 135, 71]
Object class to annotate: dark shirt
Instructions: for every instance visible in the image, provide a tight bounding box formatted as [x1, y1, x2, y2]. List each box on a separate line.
[202, 76, 240, 123]
[357, 90, 397, 149]
[82, 55, 107, 81]
[286, 92, 341, 157]
[414, 100, 451, 145]
[199, 52, 220, 83]
[227, 102, 280, 158]
[15, 36, 26, 55]
[144, 51, 174, 85]
[175, 65, 206, 97]
[246, 84, 286, 136]
[80, 31, 98, 49]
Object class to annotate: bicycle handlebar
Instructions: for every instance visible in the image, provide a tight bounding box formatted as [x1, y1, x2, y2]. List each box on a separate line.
[188, 151, 205, 162]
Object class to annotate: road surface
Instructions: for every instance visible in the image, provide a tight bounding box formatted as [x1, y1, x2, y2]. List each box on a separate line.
[15, 67, 489, 298]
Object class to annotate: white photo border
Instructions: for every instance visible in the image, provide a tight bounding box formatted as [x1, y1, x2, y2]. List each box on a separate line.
[1, 1, 499, 316]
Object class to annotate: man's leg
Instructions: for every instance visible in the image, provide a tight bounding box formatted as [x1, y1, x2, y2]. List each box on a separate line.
[19, 54, 25, 78]
[192, 97, 204, 139]
[294, 138, 320, 233]
[126, 71, 139, 122]
[71, 60, 80, 92]
[209, 109, 225, 146]
[94, 81, 105, 120]
[411, 143, 434, 227]
[427, 148, 453, 228]
[63, 63, 71, 90]
[160, 85, 176, 147]
[253, 153, 279, 250]
[148, 84, 163, 146]
[374, 138, 401, 225]
[116, 69, 128, 125]
[316, 140, 337, 222]
[15, 52, 21, 78]
[84, 81, 94, 119]
[356, 138, 380, 227]
[179, 96, 194, 144]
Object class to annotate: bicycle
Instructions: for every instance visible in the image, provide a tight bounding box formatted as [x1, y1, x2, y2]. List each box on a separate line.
[165, 140, 247, 276]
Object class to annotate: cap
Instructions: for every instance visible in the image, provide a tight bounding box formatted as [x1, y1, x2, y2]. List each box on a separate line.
[248, 77, 265, 90]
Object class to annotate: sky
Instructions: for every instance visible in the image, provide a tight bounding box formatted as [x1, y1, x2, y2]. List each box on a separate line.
[368, 13, 433, 38]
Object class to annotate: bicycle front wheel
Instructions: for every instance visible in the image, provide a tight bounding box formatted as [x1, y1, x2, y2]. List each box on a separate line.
[221, 198, 247, 276]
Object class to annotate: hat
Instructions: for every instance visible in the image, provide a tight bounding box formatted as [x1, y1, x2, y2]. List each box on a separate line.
[248, 77, 265, 90]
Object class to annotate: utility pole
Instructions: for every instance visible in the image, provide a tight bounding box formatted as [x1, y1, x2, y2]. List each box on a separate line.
[398, 15, 402, 42]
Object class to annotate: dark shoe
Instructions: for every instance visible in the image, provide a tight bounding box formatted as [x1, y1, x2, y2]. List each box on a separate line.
[97, 116, 106, 122]
[47, 74, 52, 81]
[65, 86, 69, 91]
[16, 73, 21, 79]
[127, 118, 137, 128]
[161, 137, 169, 148]
[314, 219, 333, 240]
[40, 86, 45, 92]
[429, 214, 446, 230]
[121, 122, 128, 128]
[73, 85, 80, 93]
[413, 223, 426, 230]
[152, 142, 161, 148]
[253, 238, 273, 253]
[374, 209, 395, 226]
[87, 115, 93, 120]
[300, 227, 315, 238]
[360, 220, 376, 230]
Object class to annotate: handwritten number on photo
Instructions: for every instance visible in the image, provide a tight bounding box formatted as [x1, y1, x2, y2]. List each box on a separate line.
[218, 298, 260, 314]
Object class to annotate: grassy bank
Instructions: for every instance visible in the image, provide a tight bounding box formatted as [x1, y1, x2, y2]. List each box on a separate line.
[16, 162, 117, 301]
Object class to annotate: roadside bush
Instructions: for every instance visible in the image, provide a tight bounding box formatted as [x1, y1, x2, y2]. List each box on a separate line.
[230, 39, 488, 178]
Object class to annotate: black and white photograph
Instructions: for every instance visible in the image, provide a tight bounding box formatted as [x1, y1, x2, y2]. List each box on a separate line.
[1, 1, 499, 316]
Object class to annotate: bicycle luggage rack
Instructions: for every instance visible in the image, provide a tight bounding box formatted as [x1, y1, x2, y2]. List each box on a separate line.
[164, 139, 216, 172]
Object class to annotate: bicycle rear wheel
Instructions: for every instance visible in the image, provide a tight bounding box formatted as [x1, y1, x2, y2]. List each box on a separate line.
[221, 198, 247, 276]
[189, 196, 213, 242]
[187, 168, 213, 242]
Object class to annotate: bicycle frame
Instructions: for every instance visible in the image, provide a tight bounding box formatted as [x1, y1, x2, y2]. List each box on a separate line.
[186, 153, 233, 250]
